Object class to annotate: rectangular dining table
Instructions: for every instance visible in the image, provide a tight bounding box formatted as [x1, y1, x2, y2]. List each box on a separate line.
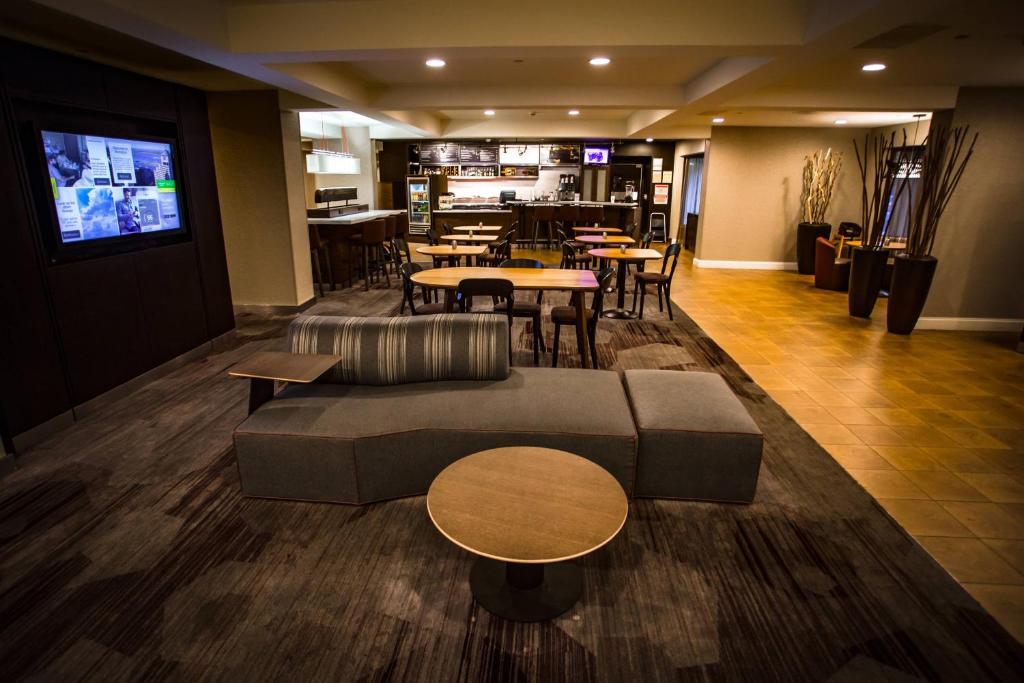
[409, 267, 600, 368]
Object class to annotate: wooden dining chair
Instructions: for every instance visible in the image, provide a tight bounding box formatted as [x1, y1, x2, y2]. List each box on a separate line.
[495, 259, 546, 364]
[425, 228, 448, 268]
[559, 240, 592, 270]
[550, 267, 614, 368]
[455, 278, 515, 362]
[399, 262, 445, 316]
[478, 238, 511, 267]
[632, 242, 681, 320]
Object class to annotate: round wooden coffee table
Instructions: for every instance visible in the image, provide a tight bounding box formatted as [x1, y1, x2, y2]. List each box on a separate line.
[427, 447, 628, 622]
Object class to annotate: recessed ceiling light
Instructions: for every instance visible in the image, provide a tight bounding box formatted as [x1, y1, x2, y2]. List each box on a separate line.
[645, 137, 654, 142]
[834, 119, 848, 125]
[484, 109, 495, 116]
[568, 109, 580, 116]
[862, 63, 886, 72]
[425, 58, 446, 68]
[589, 57, 611, 66]
[712, 117, 725, 123]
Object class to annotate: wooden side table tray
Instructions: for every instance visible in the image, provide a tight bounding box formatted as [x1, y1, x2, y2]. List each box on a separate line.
[228, 351, 341, 414]
[427, 446, 628, 622]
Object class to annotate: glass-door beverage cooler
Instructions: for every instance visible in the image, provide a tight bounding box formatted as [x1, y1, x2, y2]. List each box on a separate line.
[406, 175, 447, 235]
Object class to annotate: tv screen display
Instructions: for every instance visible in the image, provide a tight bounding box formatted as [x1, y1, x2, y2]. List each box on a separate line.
[583, 147, 609, 165]
[41, 130, 182, 244]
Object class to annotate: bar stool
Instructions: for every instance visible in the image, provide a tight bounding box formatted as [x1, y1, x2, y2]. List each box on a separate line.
[349, 219, 390, 291]
[383, 215, 397, 273]
[531, 205, 556, 250]
[580, 205, 605, 227]
[308, 224, 334, 297]
[557, 205, 580, 231]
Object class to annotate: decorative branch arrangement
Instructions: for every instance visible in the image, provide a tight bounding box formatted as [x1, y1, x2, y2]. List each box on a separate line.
[853, 130, 918, 249]
[905, 124, 978, 257]
[799, 148, 842, 224]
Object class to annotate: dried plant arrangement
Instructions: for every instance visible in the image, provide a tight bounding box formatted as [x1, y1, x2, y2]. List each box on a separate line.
[905, 124, 978, 257]
[853, 130, 918, 248]
[799, 148, 842, 224]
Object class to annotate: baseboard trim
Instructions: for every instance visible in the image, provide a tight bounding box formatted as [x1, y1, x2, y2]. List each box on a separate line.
[694, 258, 798, 271]
[915, 317, 1024, 332]
[233, 297, 316, 316]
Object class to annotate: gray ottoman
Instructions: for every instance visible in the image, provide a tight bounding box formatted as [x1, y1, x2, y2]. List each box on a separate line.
[624, 370, 763, 503]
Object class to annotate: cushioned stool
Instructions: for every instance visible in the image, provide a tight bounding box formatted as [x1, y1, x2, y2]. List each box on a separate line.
[624, 370, 763, 503]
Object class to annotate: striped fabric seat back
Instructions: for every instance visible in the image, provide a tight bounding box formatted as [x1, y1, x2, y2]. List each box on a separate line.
[288, 314, 510, 385]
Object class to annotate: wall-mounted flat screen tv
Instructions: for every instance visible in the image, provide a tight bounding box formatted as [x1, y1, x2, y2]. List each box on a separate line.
[41, 130, 183, 244]
[583, 147, 610, 165]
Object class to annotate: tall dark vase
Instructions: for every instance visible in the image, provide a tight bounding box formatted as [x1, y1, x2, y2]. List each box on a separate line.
[797, 222, 832, 274]
[848, 246, 888, 318]
[887, 255, 938, 334]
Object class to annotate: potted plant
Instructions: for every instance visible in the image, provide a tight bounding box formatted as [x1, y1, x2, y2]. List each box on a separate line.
[796, 148, 842, 274]
[887, 124, 977, 334]
[849, 131, 917, 318]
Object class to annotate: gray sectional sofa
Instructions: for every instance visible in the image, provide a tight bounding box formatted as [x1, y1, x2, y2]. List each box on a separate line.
[233, 314, 763, 505]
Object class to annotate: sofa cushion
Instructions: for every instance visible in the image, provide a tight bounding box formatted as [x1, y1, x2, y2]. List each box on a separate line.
[288, 314, 509, 386]
[624, 369, 763, 503]
[234, 367, 637, 504]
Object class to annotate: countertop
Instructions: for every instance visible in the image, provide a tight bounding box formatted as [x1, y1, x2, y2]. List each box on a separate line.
[434, 209, 513, 214]
[308, 209, 406, 225]
[506, 201, 638, 208]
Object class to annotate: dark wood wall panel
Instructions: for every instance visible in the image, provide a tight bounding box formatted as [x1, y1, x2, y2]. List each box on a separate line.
[0, 37, 235, 437]
[176, 87, 234, 336]
[0, 86, 72, 434]
[133, 243, 208, 364]
[46, 256, 153, 404]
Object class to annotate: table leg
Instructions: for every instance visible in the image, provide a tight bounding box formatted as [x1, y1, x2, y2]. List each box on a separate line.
[602, 259, 639, 319]
[469, 557, 582, 622]
[248, 378, 275, 414]
[575, 291, 592, 369]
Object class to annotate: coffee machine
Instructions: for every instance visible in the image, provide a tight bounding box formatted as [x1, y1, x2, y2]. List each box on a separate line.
[557, 173, 578, 201]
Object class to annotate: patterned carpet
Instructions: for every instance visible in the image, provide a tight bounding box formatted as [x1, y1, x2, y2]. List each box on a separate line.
[1, 280, 1022, 681]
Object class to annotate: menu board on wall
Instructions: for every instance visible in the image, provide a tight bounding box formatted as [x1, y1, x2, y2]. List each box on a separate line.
[459, 143, 499, 164]
[540, 144, 580, 166]
[420, 142, 460, 164]
[499, 144, 540, 165]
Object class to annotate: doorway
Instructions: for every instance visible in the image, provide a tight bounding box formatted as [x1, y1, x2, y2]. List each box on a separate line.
[680, 153, 704, 250]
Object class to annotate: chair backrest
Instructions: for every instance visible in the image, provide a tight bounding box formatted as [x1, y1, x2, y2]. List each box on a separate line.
[426, 228, 440, 246]
[499, 258, 544, 269]
[399, 261, 424, 314]
[392, 236, 411, 265]
[496, 238, 513, 260]
[442, 222, 453, 235]
[661, 242, 682, 279]
[560, 241, 577, 267]
[640, 231, 654, 249]
[456, 278, 515, 316]
[360, 219, 386, 245]
[815, 236, 838, 267]
[395, 212, 409, 237]
[383, 215, 397, 239]
[557, 228, 570, 243]
[592, 267, 615, 314]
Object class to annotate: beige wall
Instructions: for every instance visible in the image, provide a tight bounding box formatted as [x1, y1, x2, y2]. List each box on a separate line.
[697, 126, 866, 264]
[208, 90, 313, 307]
[923, 88, 1024, 321]
[302, 125, 377, 210]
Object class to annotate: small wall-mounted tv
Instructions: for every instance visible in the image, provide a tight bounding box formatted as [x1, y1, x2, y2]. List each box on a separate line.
[583, 147, 610, 165]
[42, 130, 183, 244]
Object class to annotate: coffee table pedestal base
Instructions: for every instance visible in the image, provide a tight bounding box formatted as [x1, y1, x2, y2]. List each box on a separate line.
[469, 558, 582, 622]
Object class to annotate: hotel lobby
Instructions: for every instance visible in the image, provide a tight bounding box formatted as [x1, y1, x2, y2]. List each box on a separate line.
[1, 0, 1023, 679]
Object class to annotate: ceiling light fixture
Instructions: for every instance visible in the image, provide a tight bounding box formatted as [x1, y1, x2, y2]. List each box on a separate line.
[568, 109, 580, 116]
[589, 57, 611, 66]
[834, 119, 848, 125]
[861, 63, 886, 72]
[425, 58, 446, 68]
[645, 137, 654, 142]
[712, 117, 725, 123]
[484, 109, 495, 116]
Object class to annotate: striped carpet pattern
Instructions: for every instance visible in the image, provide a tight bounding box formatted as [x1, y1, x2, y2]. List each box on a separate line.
[1, 282, 1022, 681]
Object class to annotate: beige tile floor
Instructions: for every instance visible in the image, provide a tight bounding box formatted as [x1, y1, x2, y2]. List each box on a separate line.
[431, 243, 1024, 640]
[665, 250, 1024, 642]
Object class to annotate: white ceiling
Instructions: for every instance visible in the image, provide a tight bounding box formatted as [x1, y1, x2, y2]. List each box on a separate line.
[16, 0, 1024, 139]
